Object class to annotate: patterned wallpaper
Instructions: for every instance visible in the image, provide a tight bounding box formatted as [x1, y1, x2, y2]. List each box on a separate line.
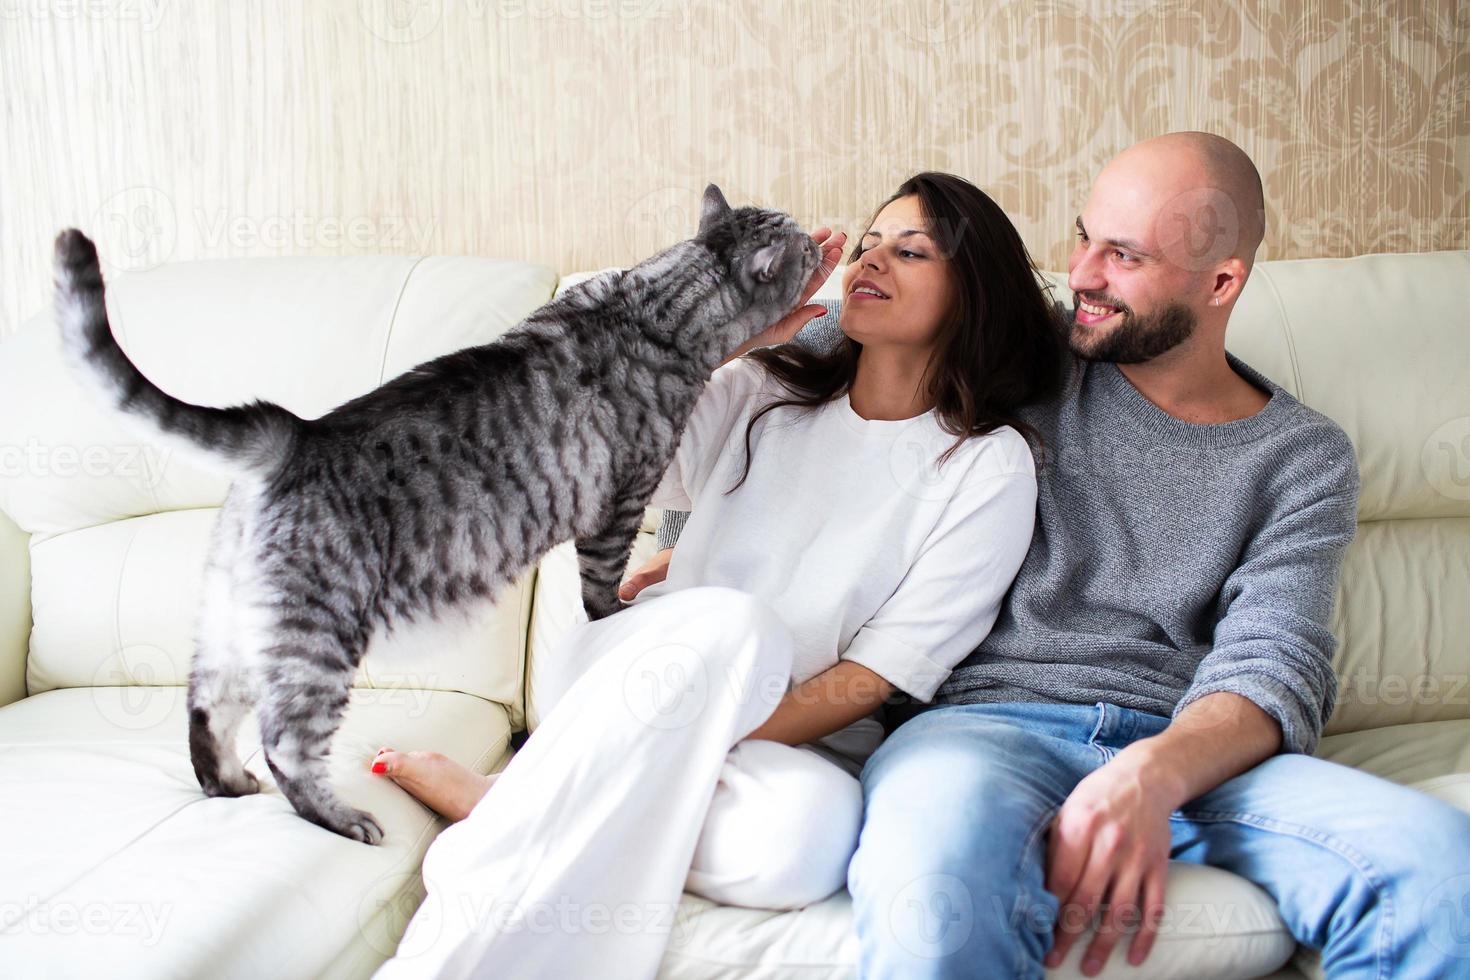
[1, 0, 1466, 338]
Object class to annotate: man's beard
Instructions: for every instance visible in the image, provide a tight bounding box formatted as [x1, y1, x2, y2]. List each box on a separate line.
[1067, 295, 1197, 364]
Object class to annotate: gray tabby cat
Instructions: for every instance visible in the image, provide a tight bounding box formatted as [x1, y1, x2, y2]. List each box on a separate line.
[52, 184, 820, 844]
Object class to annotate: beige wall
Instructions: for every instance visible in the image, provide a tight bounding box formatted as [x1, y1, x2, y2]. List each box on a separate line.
[1, 0, 1466, 338]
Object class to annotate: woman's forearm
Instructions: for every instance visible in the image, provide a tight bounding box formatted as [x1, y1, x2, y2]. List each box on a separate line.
[744, 660, 894, 746]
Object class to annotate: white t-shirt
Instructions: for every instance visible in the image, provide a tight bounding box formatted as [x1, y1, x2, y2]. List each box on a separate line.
[635, 356, 1038, 766]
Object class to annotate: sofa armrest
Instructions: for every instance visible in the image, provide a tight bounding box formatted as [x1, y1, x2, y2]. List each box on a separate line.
[0, 507, 29, 708]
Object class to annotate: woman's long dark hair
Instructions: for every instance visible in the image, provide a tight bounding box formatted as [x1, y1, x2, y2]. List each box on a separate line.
[725, 171, 1066, 494]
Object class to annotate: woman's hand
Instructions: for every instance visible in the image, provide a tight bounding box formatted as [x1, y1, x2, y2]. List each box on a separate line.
[619, 547, 673, 601]
[725, 227, 847, 363]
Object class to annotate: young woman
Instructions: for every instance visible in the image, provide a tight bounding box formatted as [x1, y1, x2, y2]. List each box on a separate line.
[370, 172, 1066, 980]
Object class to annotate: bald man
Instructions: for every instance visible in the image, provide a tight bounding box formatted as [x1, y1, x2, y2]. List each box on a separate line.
[638, 133, 1470, 976]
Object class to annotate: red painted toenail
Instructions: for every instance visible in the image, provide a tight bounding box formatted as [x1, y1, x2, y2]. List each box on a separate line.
[371, 761, 387, 774]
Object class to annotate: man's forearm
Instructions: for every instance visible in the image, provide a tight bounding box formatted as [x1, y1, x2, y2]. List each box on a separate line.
[1122, 692, 1283, 809]
[744, 661, 894, 747]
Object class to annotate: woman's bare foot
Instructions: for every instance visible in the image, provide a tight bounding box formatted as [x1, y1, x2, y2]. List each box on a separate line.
[370, 748, 500, 823]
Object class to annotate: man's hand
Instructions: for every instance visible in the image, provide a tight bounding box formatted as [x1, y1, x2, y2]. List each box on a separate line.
[724, 227, 847, 364]
[1044, 746, 1173, 976]
[619, 547, 673, 601]
[1043, 693, 1282, 975]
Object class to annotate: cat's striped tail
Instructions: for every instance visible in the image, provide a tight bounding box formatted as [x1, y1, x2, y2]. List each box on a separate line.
[53, 228, 301, 477]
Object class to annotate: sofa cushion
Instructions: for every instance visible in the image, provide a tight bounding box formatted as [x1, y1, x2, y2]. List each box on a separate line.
[1317, 717, 1470, 811]
[657, 863, 1296, 980]
[1325, 518, 1470, 734]
[0, 685, 511, 978]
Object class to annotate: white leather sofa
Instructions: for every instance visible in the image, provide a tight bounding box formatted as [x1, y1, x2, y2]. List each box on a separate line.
[1, 247, 1466, 980]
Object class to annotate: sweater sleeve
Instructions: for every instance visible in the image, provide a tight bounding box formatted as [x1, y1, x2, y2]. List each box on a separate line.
[649, 357, 767, 512]
[841, 464, 1039, 702]
[1172, 429, 1360, 756]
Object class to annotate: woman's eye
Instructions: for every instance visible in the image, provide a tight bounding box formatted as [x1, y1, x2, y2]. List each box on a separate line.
[899, 249, 922, 259]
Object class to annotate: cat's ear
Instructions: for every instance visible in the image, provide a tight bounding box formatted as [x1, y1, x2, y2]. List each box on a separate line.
[698, 184, 731, 237]
[745, 241, 788, 285]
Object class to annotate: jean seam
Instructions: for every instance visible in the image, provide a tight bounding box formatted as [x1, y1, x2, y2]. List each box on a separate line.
[1086, 705, 1112, 765]
[1011, 803, 1062, 979]
[1170, 808, 1395, 980]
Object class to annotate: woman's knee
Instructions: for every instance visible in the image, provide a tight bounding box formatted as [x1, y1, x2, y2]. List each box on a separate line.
[675, 586, 795, 682]
[687, 742, 861, 910]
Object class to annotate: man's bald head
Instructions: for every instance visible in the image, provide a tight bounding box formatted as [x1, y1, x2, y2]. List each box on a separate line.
[1101, 132, 1266, 272]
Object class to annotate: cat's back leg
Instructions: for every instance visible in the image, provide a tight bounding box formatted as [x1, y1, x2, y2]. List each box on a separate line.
[187, 486, 261, 798]
[252, 520, 384, 845]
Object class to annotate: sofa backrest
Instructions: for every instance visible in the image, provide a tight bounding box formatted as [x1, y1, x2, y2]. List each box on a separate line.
[0, 254, 557, 728]
[530, 252, 1470, 738]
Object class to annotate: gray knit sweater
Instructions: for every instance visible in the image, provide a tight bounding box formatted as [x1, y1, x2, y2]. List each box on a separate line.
[654, 301, 1360, 755]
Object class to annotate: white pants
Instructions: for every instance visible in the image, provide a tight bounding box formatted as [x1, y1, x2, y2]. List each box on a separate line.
[372, 586, 864, 980]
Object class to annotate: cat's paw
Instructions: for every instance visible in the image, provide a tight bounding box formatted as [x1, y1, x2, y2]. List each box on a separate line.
[582, 594, 623, 622]
[335, 808, 385, 845]
[201, 767, 261, 798]
[224, 769, 261, 797]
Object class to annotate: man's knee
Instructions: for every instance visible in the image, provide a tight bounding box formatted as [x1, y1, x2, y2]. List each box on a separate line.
[849, 711, 1065, 974]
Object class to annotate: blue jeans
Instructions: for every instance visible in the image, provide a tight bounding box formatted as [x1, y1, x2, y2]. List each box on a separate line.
[848, 701, 1470, 979]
